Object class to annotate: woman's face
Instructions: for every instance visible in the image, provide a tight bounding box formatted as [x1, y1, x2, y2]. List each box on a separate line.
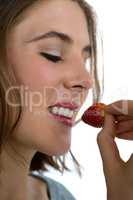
[7, 0, 92, 155]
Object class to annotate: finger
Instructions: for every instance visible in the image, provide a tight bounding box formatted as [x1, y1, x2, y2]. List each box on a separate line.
[116, 120, 133, 134]
[105, 100, 133, 116]
[117, 131, 133, 140]
[97, 113, 124, 174]
[116, 115, 133, 122]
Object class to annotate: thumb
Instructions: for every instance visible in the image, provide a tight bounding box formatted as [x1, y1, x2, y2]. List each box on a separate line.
[97, 113, 124, 173]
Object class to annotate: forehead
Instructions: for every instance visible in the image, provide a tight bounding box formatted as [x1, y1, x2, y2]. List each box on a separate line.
[13, 0, 90, 45]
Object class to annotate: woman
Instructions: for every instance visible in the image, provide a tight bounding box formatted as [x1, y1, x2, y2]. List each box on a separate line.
[0, 0, 133, 199]
[0, 0, 100, 199]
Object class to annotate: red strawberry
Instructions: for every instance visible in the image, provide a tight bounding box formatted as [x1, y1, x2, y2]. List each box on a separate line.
[81, 103, 106, 128]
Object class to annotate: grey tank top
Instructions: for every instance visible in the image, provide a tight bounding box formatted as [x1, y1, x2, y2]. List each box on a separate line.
[29, 171, 76, 200]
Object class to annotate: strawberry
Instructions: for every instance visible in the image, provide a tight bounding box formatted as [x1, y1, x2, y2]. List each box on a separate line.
[81, 103, 106, 128]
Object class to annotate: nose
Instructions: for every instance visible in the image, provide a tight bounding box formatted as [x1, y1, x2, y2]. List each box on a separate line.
[63, 58, 93, 91]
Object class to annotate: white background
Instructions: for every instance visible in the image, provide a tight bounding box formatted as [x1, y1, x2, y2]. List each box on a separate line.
[45, 0, 133, 199]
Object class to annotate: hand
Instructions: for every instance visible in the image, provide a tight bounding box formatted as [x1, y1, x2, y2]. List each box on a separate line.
[105, 100, 133, 140]
[97, 100, 133, 200]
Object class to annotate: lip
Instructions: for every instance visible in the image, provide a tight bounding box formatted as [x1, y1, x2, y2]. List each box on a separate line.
[48, 101, 80, 111]
[48, 111, 74, 127]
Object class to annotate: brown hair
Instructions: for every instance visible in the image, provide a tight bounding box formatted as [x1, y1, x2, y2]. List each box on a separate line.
[0, 0, 103, 175]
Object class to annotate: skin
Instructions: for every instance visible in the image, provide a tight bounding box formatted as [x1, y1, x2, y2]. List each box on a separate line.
[2, 0, 133, 199]
[98, 100, 133, 200]
[0, 0, 92, 199]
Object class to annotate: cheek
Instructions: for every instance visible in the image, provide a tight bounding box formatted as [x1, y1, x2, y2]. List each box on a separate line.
[10, 50, 60, 90]
[8, 46, 72, 155]
[9, 49, 63, 108]
[12, 106, 72, 155]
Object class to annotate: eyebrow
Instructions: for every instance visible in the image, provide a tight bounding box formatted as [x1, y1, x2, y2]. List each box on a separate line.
[26, 30, 91, 55]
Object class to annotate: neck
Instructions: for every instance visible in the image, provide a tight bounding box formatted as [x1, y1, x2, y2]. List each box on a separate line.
[0, 141, 36, 200]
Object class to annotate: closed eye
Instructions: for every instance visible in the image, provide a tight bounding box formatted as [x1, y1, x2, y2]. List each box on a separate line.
[40, 52, 63, 63]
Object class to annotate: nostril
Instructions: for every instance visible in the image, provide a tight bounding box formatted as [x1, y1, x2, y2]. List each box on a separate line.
[63, 73, 92, 90]
[71, 80, 92, 91]
[72, 85, 84, 89]
[70, 86, 86, 96]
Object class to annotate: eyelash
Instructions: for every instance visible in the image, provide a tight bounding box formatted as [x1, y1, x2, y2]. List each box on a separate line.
[40, 52, 63, 63]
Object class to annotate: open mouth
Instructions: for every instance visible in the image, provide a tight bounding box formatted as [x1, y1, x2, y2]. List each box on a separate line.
[47, 106, 76, 126]
[48, 106, 76, 119]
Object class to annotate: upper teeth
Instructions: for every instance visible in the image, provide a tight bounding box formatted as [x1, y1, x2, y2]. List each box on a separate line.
[49, 106, 74, 118]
